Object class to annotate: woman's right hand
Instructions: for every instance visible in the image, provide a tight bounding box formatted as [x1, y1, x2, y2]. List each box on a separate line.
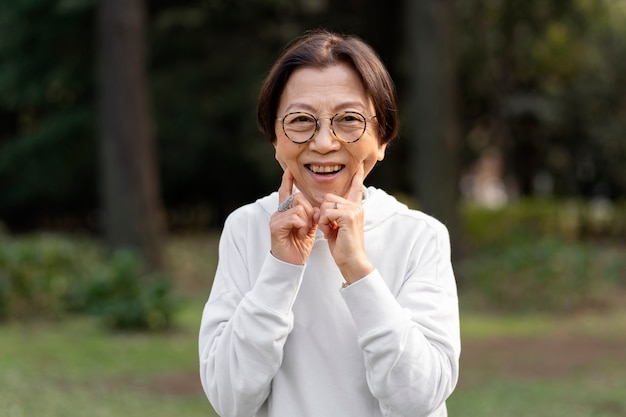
[269, 169, 318, 265]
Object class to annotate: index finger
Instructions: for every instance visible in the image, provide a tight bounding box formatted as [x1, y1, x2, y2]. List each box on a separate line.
[347, 163, 364, 203]
[278, 168, 295, 202]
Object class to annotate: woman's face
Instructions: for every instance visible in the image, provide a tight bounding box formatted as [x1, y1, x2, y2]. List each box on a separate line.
[274, 63, 387, 207]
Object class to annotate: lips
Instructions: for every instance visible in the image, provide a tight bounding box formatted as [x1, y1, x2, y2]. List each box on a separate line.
[306, 164, 344, 175]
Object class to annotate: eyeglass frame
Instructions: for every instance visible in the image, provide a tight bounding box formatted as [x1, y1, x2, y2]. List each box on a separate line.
[276, 111, 376, 144]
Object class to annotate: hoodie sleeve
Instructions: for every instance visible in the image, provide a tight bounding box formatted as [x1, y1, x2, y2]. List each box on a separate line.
[198, 213, 305, 417]
[341, 219, 461, 417]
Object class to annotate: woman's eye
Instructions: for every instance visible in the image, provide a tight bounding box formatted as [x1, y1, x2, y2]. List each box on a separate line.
[336, 113, 363, 124]
[287, 114, 315, 124]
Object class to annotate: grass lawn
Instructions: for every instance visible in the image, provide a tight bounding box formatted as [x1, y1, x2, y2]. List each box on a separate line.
[4, 302, 625, 417]
[1, 298, 218, 417]
[2, 233, 625, 416]
[449, 308, 626, 417]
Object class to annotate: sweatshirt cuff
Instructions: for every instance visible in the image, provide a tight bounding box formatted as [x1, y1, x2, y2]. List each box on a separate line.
[340, 270, 404, 334]
[251, 252, 305, 316]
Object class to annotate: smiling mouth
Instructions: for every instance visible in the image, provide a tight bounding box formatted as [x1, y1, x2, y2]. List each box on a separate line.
[306, 164, 344, 175]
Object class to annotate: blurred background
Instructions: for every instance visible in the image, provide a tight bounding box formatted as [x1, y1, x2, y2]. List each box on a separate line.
[1, 1, 625, 416]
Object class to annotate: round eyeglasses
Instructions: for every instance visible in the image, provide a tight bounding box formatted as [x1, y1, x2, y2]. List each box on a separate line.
[277, 111, 375, 144]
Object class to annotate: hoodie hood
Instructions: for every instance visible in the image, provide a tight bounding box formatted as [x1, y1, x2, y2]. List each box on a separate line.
[256, 186, 408, 232]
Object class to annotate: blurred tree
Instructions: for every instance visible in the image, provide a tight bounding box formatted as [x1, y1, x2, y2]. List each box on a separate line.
[1, 0, 625, 235]
[98, 0, 166, 270]
[405, 0, 464, 260]
[0, 0, 97, 231]
[455, 0, 626, 199]
[148, 1, 284, 226]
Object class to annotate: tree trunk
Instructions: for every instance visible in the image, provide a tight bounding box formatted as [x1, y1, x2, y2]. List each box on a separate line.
[98, 0, 166, 271]
[405, 0, 465, 265]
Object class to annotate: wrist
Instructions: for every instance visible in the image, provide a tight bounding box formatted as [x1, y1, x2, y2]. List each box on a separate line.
[340, 260, 374, 285]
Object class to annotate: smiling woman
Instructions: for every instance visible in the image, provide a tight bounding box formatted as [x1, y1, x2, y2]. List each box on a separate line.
[272, 64, 386, 207]
[198, 29, 460, 417]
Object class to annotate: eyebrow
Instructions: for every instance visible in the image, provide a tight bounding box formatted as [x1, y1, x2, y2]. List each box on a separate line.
[284, 101, 368, 114]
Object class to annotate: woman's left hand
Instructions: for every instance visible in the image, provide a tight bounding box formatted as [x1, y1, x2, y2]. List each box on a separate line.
[317, 164, 374, 284]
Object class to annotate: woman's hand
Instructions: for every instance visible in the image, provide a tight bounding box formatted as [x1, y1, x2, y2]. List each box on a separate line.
[270, 169, 318, 265]
[317, 165, 374, 284]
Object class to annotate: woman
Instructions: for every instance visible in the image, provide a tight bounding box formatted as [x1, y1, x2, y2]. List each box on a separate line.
[199, 29, 460, 417]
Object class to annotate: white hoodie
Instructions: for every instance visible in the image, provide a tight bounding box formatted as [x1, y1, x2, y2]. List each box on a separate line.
[199, 187, 460, 417]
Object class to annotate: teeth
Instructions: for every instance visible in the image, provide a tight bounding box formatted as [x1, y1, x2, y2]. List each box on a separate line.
[309, 165, 342, 173]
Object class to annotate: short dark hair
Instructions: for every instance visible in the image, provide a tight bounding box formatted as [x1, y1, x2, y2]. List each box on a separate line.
[257, 29, 399, 145]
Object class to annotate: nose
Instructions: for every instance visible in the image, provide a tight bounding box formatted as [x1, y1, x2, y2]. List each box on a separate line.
[308, 118, 341, 152]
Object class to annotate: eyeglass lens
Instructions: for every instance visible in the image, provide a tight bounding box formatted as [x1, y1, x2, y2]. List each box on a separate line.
[282, 112, 366, 143]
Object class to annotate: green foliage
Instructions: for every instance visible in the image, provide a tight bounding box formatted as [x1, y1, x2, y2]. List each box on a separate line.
[0, 107, 96, 208]
[86, 250, 177, 331]
[456, 0, 626, 197]
[462, 198, 626, 247]
[459, 236, 625, 313]
[462, 199, 560, 248]
[0, 0, 97, 225]
[1, 0, 626, 231]
[0, 234, 177, 331]
[0, 234, 100, 320]
[459, 200, 626, 313]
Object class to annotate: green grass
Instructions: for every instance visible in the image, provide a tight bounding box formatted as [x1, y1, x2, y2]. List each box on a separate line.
[448, 377, 626, 417]
[450, 308, 626, 417]
[4, 303, 625, 417]
[1, 232, 625, 417]
[0, 298, 219, 417]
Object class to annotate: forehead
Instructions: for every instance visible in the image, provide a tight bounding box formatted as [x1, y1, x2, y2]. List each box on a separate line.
[278, 63, 372, 113]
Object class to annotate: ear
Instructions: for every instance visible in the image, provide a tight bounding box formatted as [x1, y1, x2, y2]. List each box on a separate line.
[274, 144, 287, 170]
[377, 142, 388, 161]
